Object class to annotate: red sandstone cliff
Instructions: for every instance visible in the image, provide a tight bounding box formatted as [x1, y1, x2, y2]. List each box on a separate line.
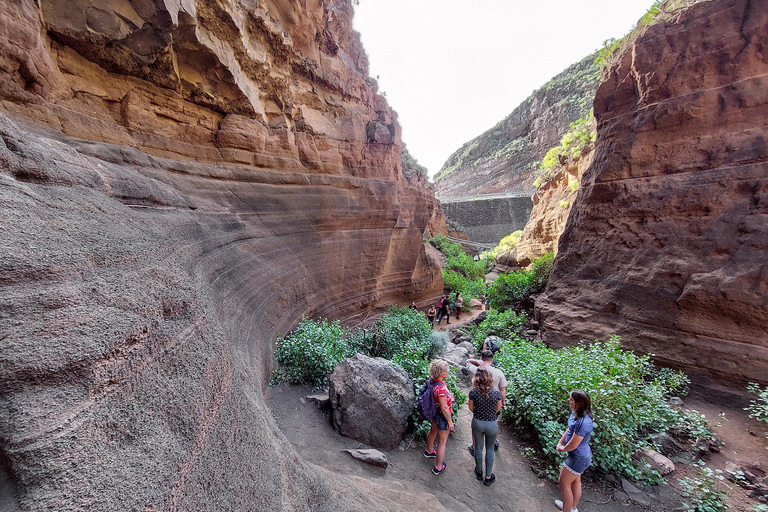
[0, 1, 446, 510]
[536, 0, 768, 385]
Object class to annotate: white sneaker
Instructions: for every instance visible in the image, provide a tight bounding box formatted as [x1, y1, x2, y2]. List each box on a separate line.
[554, 500, 577, 512]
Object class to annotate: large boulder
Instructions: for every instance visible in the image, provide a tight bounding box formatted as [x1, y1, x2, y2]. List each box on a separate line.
[329, 354, 415, 450]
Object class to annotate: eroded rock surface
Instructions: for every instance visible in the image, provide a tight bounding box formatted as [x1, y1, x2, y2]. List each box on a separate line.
[0, 1, 445, 510]
[537, 0, 768, 385]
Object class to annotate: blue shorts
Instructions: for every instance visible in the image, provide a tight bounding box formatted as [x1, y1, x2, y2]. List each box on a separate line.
[433, 412, 449, 431]
[563, 453, 591, 475]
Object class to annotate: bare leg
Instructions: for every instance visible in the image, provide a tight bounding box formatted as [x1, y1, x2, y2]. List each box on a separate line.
[571, 475, 582, 510]
[435, 429, 450, 469]
[425, 420, 437, 453]
[558, 465, 578, 512]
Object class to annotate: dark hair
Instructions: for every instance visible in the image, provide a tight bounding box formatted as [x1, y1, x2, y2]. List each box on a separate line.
[473, 367, 494, 397]
[480, 350, 494, 362]
[571, 389, 592, 418]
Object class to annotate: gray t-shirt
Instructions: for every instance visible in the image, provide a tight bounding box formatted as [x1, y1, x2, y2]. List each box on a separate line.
[466, 363, 508, 392]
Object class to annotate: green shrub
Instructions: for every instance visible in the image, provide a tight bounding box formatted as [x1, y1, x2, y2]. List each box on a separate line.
[679, 460, 730, 512]
[430, 236, 486, 299]
[493, 335, 711, 482]
[463, 309, 528, 351]
[270, 316, 353, 388]
[746, 382, 768, 425]
[533, 113, 596, 188]
[487, 253, 553, 310]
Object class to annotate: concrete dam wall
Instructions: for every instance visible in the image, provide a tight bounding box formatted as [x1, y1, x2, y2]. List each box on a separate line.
[440, 193, 534, 245]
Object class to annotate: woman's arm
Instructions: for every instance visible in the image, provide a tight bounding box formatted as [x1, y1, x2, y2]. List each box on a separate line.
[468, 398, 475, 413]
[438, 395, 455, 431]
[559, 433, 584, 452]
[556, 428, 569, 451]
[495, 395, 502, 413]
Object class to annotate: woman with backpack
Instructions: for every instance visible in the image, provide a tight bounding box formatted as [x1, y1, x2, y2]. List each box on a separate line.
[468, 367, 502, 486]
[555, 390, 594, 512]
[423, 359, 454, 475]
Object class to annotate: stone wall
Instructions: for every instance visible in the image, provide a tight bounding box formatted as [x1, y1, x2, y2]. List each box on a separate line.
[440, 194, 534, 245]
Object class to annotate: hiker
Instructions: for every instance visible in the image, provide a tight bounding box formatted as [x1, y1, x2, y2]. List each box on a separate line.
[409, 300, 418, 311]
[454, 293, 463, 320]
[424, 359, 454, 475]
[465, 350, 507, 455]
[436, 295, 450, 325]
[426, 304, 437, 328]
[483, 293, 489, 311]
[468, 367, 502, 486]
[482, 333, 503, 355]
[555, 390, 594, 512]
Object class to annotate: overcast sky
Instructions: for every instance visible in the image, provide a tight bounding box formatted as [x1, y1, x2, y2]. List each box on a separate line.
[352, 0, 656, 178]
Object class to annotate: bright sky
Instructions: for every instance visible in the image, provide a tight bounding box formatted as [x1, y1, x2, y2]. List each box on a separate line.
[352, 0, 655, 179]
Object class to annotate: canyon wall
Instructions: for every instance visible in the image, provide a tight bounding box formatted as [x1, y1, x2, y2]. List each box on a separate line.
[434, 54, 599, 198]
[537, 0, 768, 385]
[0, 1, 447, 510]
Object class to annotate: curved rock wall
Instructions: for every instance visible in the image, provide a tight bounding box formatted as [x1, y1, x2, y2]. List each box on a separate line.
[0, 1, 445, 510]
[536, 0, 768, 385]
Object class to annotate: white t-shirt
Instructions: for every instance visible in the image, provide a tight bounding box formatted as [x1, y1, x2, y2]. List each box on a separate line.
[467, 363, 507, 391]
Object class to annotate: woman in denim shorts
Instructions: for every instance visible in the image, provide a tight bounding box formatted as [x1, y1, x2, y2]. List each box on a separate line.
[555, 390, 593, 512]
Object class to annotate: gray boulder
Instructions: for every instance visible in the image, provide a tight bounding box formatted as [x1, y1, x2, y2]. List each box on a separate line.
[329, 354, 414, 450]
[442, 344, 471, 368]
[343, 449, 388, 469]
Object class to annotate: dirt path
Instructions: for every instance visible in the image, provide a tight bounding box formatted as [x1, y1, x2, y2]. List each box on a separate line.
[266, 367, 768, 512]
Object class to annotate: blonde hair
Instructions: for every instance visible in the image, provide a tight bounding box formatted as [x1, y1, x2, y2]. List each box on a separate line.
[472, 367, 494, 397]
[429, 359, 449, 380]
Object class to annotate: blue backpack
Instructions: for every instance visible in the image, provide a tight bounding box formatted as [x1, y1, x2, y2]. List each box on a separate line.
[416, 378, 438, 420]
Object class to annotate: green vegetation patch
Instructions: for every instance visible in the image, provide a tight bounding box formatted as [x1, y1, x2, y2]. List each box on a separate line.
[533, 113, 596, 189]
[430, 235, 486, 302]
[492, 335, 710, 482]
[487, 253, 554, 310]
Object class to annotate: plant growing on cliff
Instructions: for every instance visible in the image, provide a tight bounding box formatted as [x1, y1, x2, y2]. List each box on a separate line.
[430, 236, 486, 300]
[493, 335, 712, 482]
[534, 113, 596, 188]
[487, 252, 554, 309]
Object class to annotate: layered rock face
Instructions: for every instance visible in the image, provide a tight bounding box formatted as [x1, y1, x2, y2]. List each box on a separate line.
[0, 1, 446, 510]
[537, 0, 768, 384]
[500, 152, 593, 266]
[434, 54, 599, 198]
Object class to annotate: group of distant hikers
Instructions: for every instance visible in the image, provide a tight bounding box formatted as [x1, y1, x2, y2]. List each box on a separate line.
[417, 336, 593, 512]
[409, 292, 490, 328]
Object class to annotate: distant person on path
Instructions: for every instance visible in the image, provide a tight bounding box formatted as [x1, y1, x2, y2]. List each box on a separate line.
[454, 293, 463, 320]
[424, 359, 454, 475]
[483, 293, 489, 311]
[409, 300, 418, 311]
[465, 350, 507, 455]
[468, 367, 502, 486]
[555, 390, 594, 512]
[426, 304, 437, 328]
[436, 295, 450, 325]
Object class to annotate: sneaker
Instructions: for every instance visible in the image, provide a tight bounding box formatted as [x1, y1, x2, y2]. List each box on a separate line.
[423, 450, 437, 458]
[554, 500, 577, 512]
[483, 473, 495, 486]
[467, 444, 475, 456]
[494, 440, 500, 452]
[474, 468, 483, 481]
[432, 463, 446, 475]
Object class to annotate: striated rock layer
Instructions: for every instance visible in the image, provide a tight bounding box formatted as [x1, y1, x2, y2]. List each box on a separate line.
[434, 54, 599, 198]
[536, 0, 768, 385]
[0, 1, 447, 510]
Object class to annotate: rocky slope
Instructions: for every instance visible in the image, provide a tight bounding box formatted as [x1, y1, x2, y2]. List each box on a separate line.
[433, 54, 599, 198]
[536, 0, 768, 385]
[0, 1, 447, 510]
[499, 151, 594, 267]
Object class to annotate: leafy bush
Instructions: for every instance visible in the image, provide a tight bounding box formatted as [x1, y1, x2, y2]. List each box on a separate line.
[493, 335, 711, 482]
[270, 317, 353, 388]
[487, 253, 554, 310]
[679, 460, 730, 512]
[746, 382, 768, 425]
[430, 236, 486, 299]
[533, 114, 596, 188]
[484, 231, 523, 261]
[463, 309, 528, 351]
